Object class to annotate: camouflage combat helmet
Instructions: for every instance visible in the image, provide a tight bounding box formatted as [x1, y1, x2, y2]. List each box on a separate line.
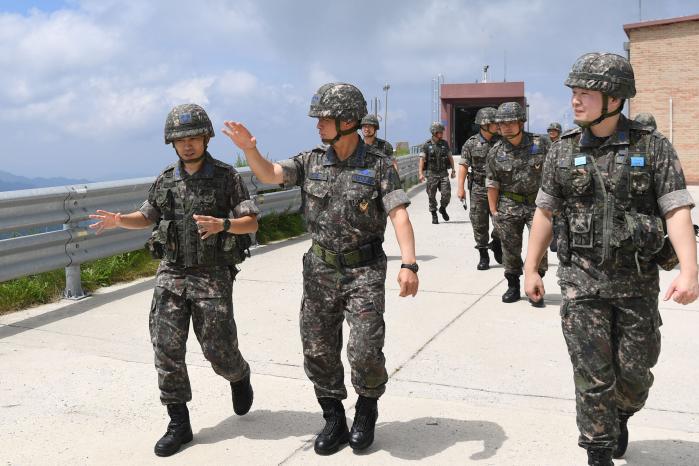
[475, 107, 497, 125]
[164, 104, 214, 144]
[430, 121, 445, 134]
[634, 112, 657, 130]
[308, 82, 368, 121]
[361, 114, 380, 129]
[495, 102, 526, 123]
[564, 52, 636, 99]
[547, 122, 562, 132]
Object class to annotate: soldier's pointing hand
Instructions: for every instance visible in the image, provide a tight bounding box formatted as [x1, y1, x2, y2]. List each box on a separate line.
[222, 121, 257, 150]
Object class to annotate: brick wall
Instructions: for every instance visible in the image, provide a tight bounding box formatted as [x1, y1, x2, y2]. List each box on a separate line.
[628, 20, 699, 183]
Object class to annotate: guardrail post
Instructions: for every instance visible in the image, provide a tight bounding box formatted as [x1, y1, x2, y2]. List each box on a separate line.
[63, 221, 86, 300]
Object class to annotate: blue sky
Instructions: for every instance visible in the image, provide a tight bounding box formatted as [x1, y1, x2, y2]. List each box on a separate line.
[2, 0, 697, 180]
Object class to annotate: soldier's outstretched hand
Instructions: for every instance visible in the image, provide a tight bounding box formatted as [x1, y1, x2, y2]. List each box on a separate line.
[193, 214, 224, 240]
[88, 210, 120, 235]
[222, 121, 257, 150]
[663, 272, 699, 305]
[524, 271, 545, 303]
[398, 268, 418, 297]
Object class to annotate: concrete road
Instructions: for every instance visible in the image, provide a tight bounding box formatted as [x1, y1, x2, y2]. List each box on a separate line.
[2, 181, 698, 465]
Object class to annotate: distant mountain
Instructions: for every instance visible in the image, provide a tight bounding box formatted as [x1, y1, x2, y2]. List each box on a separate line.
[0, 170, 90, 192]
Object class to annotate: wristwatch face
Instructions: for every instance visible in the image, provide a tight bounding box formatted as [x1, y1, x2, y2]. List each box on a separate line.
[402, 263, 419, 273]
[223, 219, 231, 231]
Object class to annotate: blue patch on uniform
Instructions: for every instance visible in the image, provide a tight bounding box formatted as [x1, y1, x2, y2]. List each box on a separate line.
[574, 156, 587, 166]
[352, 169, 376, 186]
[178, 113, 192, 124]
[531, 144, 539, 154]
[630, 156, 645, 167]
[308, 172, 328, 181]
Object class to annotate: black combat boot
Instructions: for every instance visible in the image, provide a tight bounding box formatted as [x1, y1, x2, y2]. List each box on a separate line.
[489, 238, 503, 264]
[349, 395, 378, 451]
[231, 374, 253, 415]
[477, 248, 490, 270]
[587, 447, 614, 466]
[439, 206, 449, 221]
[314, 398, 349, 455]
[154, 403, 193, 457]
[431, 212, 439, 224]
[613, 414, 631, 459]
[502, 273, 520, 303]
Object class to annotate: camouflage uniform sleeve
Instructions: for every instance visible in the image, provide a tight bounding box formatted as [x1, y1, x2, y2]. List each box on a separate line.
[384, 141, 394, 158]
[139, 178, 161, 223]
[418, 143, 427, 158]
[380, 158, 410, 213]
[535, 142, 564, 213]
[459, 141, 471, 167]
[485, 146, 500, 189]
[652, 136, 695, 216]
[229, 170, 260, 218]
[277, 152, 307, 188]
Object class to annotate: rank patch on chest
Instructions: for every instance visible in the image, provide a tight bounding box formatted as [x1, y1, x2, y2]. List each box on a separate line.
[358, 200, 370, 213]
[630, 156, 645, 167]
[574, 156, 587, 166]
[308, 172, 329, 181]
[351, 168, 376, 186]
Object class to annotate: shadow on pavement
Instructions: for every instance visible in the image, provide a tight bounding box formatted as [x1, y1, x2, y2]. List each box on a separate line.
[0, 278, 154, 340]
[623, 439, 699, 465]
[194, 411, 506, 461]
[386, 255, 437, 262]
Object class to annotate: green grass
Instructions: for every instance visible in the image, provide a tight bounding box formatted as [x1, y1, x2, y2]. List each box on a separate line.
[256, 211, 306, 244]
[0, 249, 159, 315]
[0, 212, 307, 315]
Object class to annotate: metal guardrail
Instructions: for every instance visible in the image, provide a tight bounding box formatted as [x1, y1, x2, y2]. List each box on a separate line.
[0, 155, 419, 297]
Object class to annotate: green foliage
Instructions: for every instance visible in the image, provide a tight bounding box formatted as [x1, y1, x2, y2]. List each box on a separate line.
[0, 249, 159, 315]
[256, 211, 306, 244]
[234, 154, 249, 168]
[395, 146, 410, 156]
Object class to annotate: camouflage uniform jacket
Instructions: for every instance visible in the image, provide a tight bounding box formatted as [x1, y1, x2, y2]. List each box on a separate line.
[486, 132, 546, 194]
[367, 137, 395, 160]
[278, 140, 409, 253]
[139, 153, 259, 298]
[420, 138, 451, 177]
[536, 115, 694, 298]
[460, 133, 499, 186]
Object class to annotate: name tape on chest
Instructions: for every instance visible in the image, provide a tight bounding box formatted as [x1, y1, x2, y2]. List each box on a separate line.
[351, 168, 376, 186]
[308, 172, 329, 181]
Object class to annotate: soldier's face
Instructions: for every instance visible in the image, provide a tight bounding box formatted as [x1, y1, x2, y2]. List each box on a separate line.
[498, 120, 521, 137]
[173, 136, 207, 161]
[486, 123, 498, 134]
[362, 125, 376, 138]
[433, 131, 443, 140]
[571, 88, 604, 121]
[548, 129, 560, 140]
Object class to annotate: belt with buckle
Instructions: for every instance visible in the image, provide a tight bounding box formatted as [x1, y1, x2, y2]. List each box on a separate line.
[311, 241, 384, 268]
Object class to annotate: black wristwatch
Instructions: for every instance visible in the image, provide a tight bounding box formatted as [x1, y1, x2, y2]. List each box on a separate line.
[222, 218, 231, 232]
[401, 263, 419, 273]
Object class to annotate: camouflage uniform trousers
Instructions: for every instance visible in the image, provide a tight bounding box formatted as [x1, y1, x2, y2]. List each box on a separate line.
[560, 293, 661, 450]
[426, 174, 451, 212]
[494, 196, 548, 275]
[469, 183, 498, 249]
[300, 251, 388, 400]
[149, 277, 250, 405]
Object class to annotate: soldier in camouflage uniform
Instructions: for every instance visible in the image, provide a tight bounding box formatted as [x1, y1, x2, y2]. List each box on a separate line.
[419, 122, 456, 224]
[523, 53, 698, 466]
[89, 104, 258, 457]
[634, 112, 657, 130]
[547, 122, 563, 143]
[486, 102, 549, 306]
[456, 107, 503, 270]
[362, 114, 399, 173]
[222, 83, 419, 455]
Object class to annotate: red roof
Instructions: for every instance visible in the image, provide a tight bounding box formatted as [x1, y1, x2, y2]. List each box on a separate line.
[624, 13, 699, 37]
[440, 82, 524, 100]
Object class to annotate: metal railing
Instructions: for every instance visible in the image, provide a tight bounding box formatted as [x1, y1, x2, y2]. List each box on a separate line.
[0, 155, 419, 297]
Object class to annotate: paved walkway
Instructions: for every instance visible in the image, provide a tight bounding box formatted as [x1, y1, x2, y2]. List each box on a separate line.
[2, 181, 698, 465]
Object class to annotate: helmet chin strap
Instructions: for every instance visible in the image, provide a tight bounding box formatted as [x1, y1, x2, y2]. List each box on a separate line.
[322, 119, 359, 145]
[480, 125, 497, 137]
[503, 122, 523, 140]
[575, 96, 624, 128]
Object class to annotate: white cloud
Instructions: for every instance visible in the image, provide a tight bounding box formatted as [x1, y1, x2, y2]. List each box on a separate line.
[525, 91, 572, 133]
